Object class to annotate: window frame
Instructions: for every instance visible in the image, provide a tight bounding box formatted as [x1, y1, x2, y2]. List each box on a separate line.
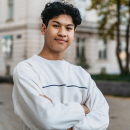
[76, 37, 85, 58]
[2, 35, 13, 59]
[8, 0, 14, 20]
[98, 39, 107, 60]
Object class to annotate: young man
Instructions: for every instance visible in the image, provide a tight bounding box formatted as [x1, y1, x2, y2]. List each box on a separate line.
[12, 1, 109, 130]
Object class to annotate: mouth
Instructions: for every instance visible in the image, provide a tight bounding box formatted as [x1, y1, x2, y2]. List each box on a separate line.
[55, 39, 67, 44]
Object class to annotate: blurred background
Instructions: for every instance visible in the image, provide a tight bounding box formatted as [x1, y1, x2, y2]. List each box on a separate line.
[0, 0, 130, 130]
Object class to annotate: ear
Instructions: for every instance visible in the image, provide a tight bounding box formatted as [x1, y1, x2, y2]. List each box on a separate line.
[41, 23, 46, 35]
[74, 29, 76, 34]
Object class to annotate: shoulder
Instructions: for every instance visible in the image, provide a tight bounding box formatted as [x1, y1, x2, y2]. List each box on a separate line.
[14, 54, 38, 71]
[68, 62, 91, 78]
[15, 59, 30, 71]
[13, 58, 37, 79]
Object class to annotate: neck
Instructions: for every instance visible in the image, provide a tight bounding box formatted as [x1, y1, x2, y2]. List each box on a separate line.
[38, 45, 64, 61]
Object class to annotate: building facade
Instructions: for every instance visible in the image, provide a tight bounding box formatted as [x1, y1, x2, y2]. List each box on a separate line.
[0, 0, 128, 76]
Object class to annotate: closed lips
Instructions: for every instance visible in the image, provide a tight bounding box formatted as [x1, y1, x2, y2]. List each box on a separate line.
[55, 39, 67, 42]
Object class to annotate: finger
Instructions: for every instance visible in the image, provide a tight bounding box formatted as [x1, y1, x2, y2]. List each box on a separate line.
[39, 94, 45, 97]
[39, 94, 52, 103]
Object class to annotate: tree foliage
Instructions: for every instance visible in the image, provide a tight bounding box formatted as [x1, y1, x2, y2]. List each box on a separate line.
[88, 0, 129, 39]
[88, 0, 130, 75]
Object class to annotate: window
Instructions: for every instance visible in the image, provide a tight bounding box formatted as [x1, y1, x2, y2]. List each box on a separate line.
[77, 0, 86, 20]
[6, 65, 11, 76]
[8, 0, 14, 19]
[76, 38, 85, 58]
[98, 39, 107, 59]
[1, 35, 13, 58]
[119, 41, 126, 60]
[100, 67, 106, 74]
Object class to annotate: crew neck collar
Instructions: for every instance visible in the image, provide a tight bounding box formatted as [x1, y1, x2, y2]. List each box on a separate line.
[33, 54, 65, 62]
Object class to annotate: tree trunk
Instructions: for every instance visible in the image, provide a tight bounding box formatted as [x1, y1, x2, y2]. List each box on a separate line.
[116, 0, 124, 75]
[124, 0, 130, 75]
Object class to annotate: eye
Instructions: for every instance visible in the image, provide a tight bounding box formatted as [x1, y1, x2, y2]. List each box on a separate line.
[53, 25, 59, 28]
[66, 27, 72, 30]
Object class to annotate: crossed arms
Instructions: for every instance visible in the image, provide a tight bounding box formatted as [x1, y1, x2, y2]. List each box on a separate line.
[39, 94, 90, 130]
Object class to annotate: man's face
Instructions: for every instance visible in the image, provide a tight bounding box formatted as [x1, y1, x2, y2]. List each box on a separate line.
[41, 14, 75, 52]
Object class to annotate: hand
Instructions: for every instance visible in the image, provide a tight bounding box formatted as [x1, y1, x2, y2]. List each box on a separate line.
[39, 94, 52, 103]
[67, 127, 72, 130]
[81, 104, 90, 114]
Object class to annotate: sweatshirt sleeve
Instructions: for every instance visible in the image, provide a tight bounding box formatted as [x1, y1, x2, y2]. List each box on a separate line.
[12, 61, 85, 130]
[73, 72, 109, 130]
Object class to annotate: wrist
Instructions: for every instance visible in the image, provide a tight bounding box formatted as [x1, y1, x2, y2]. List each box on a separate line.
[81, 104, 90, 114]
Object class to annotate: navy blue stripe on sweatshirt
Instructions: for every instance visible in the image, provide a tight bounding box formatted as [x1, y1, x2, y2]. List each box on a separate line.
[43, 84, 87, 89]
[67, 85, 87, 89]
[42, 84, 66, 88]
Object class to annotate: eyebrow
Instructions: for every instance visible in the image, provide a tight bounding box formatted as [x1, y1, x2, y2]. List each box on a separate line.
[52, 21, 74, 27]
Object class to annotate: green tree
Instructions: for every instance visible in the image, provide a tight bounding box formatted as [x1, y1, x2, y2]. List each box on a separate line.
[88, 0, 130, 75]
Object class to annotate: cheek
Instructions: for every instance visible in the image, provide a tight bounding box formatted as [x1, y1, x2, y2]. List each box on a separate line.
[45, 31, 54, 43]
[68, 33, 74, 42]
[48, 27, 57, 36]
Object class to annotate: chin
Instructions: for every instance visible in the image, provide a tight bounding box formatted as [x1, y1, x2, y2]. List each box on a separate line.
[55, 49, 65, 52]
[52, 47, 66, 52]
[50, 45, 66, 52]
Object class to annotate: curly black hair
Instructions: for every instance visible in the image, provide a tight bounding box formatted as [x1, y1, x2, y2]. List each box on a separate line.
[41, 1, 82, 30]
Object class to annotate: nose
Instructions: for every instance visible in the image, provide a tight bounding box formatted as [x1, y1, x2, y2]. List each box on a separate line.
[58, 27, 66, 37]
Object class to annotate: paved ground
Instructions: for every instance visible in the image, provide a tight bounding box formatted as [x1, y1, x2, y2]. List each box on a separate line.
[0, 83, 130, 130]
[0, 83, 21, 130]
[106, 95, 130, 130]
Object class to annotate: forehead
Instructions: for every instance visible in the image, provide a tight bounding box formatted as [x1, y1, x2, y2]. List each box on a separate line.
[50, 14, 74, 25]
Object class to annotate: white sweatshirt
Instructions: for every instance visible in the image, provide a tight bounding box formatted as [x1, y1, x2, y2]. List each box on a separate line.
[12, 54, 109, 130]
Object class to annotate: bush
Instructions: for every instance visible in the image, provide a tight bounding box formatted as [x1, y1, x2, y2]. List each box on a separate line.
[0, 76, 13, 84]
[91, 74, 130, 82]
